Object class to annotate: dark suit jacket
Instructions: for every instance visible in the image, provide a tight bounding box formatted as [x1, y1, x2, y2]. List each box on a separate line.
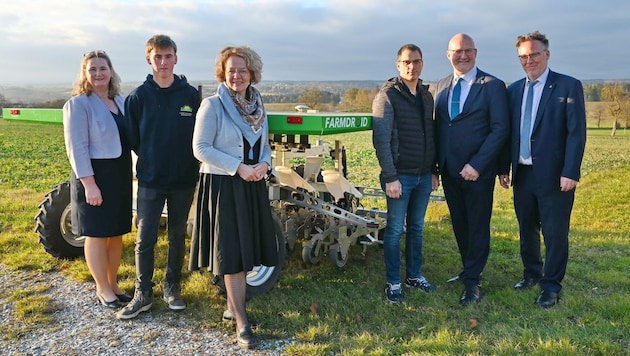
[435, 68, 510, 179]
[504, 70, 586, 193]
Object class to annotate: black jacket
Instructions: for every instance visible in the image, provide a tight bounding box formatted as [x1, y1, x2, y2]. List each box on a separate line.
[372, 76, 437, 183]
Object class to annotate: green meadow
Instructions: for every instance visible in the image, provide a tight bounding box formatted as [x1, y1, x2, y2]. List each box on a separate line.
[0, 118, 628, 355]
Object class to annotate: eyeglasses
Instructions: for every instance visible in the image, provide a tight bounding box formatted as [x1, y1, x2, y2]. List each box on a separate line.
[518, 51, 545, 62]
[84, 50, 107, 58]
[398, 59, 423, 66]
[449, 48, 476, 56]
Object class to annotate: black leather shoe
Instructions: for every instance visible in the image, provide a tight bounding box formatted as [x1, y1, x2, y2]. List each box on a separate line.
[116, 293, 133, 304]
[236, 325, 257, 349]
[222, 310, 259, 329]
[536, 290, 558, 308]
[514, 277, 540, 290]
[460, 285, 480, 306]
[96, 292, 122, 309]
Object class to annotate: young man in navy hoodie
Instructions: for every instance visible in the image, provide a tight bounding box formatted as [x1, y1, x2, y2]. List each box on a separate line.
[117, 34, 200, 320]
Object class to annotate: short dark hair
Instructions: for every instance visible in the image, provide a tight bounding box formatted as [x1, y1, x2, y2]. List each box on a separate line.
[516, 31, 549, 50]
[397, 44, 423, 59]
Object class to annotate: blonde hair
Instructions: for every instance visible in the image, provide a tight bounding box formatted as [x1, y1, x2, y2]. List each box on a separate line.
[71, 50, 121, 98]
[516, 31, 549, 50]
[214, 46, 263, 84]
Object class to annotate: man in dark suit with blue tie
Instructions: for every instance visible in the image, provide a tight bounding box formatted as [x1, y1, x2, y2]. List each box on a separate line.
[435, 33, 510, 306]
[499, 31, 586, 308]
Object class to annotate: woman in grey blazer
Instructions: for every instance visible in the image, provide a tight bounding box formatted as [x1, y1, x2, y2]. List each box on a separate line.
[63, 50, 132, 309]
[189, 46, 277, 350]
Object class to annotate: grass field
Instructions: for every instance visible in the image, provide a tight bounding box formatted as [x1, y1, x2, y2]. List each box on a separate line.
[1, 118, 629, 355]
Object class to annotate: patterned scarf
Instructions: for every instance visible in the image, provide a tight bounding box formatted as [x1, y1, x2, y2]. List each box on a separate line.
[227, 85, 265, 134]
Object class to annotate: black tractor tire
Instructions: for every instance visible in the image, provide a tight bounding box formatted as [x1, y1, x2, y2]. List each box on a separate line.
[34, 181, 85, 259]
[213, 212, 287, 299]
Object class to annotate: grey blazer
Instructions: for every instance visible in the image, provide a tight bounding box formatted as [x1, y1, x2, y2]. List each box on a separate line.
[193, 94, 271, 176]
[63, 94, 125, 178]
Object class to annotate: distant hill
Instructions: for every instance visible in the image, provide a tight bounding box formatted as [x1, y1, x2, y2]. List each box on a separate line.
[1, 79, 627, 105]
[1, 80, 383, 105]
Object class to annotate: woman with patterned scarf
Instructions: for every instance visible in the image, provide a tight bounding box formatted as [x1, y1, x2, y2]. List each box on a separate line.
[188, 46, 277, 350]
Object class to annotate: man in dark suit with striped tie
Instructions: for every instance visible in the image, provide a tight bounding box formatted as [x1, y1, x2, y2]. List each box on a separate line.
[499, 31, 587, 308]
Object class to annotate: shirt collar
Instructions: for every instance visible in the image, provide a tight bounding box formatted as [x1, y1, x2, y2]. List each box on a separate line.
[454, 67, 477, 85]
[528, 67, 550, 86]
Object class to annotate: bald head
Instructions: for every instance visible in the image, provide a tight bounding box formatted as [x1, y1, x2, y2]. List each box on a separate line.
[446, 33, 477, 76]
[449, 33, 475, 49]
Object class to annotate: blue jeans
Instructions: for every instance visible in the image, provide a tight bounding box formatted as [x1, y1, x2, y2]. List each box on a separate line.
[135, 185, 195, 291]
[382, 173, 433, 285]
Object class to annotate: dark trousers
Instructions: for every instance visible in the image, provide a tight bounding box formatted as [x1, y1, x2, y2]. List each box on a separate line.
[442, 174, 495, 287]
[135, 185, 195, 291]
[513, 165, 574, 293]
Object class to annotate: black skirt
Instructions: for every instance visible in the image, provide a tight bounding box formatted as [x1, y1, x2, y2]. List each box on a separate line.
[70, 154, 132, 237]
[188, 173, 278, 275]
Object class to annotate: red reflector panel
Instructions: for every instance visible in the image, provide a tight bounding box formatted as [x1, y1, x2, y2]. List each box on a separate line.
[287, 116, 302, 124]
[10, 109, 20, 115]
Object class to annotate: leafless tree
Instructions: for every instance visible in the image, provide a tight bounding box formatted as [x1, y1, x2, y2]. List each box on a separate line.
[601, 83, 630, 136]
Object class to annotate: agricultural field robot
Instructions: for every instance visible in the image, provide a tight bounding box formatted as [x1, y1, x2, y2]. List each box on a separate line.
[33, 111, 391, 297]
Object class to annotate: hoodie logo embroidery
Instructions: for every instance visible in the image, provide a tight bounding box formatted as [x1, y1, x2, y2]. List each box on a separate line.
[179, 105, 193, 117]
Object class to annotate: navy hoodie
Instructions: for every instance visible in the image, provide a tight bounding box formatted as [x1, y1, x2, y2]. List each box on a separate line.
[124, 74, 200, 189]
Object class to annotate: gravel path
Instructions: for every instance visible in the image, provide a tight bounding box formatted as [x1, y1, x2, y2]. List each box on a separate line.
[0, 264, 290, 355]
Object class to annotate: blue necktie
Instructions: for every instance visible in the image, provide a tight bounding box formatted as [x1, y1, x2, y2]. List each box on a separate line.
[520, 80, 538, 159]
[450, 77, 462, 120]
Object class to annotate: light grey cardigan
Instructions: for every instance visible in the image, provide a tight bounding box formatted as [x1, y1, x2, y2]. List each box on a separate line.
[63, 94, 125, 178]
[192, 89, 271, 176]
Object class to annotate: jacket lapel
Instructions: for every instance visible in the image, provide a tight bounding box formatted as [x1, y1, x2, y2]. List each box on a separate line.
[461, 74, 484, 114]
[437, 75, 453, 118]
[532, 71, 556, 133]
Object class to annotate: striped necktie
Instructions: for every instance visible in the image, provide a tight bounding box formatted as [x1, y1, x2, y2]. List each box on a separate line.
[520, 80, 538, 159]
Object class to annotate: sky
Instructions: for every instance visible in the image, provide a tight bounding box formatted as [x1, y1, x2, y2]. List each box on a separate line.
[0, 0, 628, 86]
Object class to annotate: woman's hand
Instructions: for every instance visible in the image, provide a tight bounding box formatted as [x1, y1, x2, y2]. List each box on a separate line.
[237, 163, 266, 182]
[80, 176, 103, 206]
[252, 162, 269, 179]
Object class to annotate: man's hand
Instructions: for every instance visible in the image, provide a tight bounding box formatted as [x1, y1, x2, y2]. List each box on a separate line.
[432, 174, 440, 191]
[560, 177, 578, 192]
[460, 164, 479, 181]
[385, 180, 402, 199]
[499, 174, 510, 189]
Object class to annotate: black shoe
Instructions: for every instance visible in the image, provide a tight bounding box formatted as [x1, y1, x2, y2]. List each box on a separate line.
[222, 310, 259, 329]
[460, 285, 480, 306]
[96, 292, 122, 309]
[237, 325, 257, 349]
[536, 290, 558, 308]
[115, 293, 133, 304]
[514, 277, 540, 290]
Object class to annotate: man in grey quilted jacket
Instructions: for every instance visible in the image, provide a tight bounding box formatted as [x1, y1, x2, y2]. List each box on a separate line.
[372, 43, 439, 303]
